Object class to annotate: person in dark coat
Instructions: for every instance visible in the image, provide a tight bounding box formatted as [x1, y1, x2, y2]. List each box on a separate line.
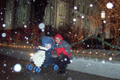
[52, 34, 73, 74]
[96, 34, 101, 49]
[41, 36, 54, 67]
[117, 34, 120, 50]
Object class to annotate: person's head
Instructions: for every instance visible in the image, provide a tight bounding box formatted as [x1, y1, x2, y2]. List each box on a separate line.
[45, 43, 51, 50]
[41, 36, 54, 50]
[54, 34, 63, 44]
[55, 37, 61, 44]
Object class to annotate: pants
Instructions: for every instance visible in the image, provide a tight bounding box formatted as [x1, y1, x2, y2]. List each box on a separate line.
[52, 55, 70, 71]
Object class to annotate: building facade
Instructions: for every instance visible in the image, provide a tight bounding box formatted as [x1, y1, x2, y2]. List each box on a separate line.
[44, 0, 111, 38]
[4, 0, 35, 30]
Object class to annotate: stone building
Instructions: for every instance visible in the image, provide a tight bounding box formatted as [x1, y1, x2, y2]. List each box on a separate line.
[44, 0, 111, 38]
[4, 0, 35, 30]
[4, 0, 111, 38]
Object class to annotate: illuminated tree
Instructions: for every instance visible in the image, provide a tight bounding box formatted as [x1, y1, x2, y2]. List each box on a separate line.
[94, 0, 120, 49]
[4, 29, 12, 43]
[31, 25, 40, 45]
[16, 30, 21, 43]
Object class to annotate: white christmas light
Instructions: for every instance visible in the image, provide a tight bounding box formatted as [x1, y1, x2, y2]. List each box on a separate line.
[102, 60, 105, 64]
[26, 41, 29, 44]
[75, 34, 77, 36]
[74, 6, 77, 10]
[41, 29, 44, 32]
[90, 4, 93, 7]
[109, 57, 112, 61]
[64, 58, 67, 61]
[82, 16, 84, 18]
[103, 20, 106, 23]
[15, 31, 17, 34]
[24, 25, 27, 28]
[47, 32, 50, 34]
[3, 64, 6, 67]
[73, 18, 76, 21]
[2, 24, 5, 27]
[101, 11, 105, 19]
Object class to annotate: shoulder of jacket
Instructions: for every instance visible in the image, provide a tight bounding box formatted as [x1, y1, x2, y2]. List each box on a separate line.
[62, 40, 69, 44]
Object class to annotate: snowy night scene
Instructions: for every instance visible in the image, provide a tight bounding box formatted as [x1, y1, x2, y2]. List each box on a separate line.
[0, 0, 120, 80]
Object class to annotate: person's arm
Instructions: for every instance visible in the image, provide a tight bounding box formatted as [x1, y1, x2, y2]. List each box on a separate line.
[62, 40, 71, 55]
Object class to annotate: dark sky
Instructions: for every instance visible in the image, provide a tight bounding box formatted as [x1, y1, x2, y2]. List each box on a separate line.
[35, 0, 48, 23]
[0, 0, 49, 29]
[0, 0, 7, 30]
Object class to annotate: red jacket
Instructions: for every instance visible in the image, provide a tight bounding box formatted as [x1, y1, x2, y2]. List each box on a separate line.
[54, 34, 71, 58]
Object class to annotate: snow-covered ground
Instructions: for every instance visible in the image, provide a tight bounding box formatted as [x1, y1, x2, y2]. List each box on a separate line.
[0, 47, 120, 79]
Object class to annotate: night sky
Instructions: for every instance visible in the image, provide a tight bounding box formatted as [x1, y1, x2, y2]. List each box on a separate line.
[34, 0, 49, 23]
[0, 0, 7, 30]
[0, 0, 49, 29]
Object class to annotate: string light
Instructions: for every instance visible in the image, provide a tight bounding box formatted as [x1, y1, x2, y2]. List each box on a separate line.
[95, 52, 98, 55]
[82, 51, 85, 53]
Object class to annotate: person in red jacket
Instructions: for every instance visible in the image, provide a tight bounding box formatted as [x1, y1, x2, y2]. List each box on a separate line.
[53, 34, 72, 74]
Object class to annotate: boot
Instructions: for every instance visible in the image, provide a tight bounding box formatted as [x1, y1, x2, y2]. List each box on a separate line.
[57, 69, 65, 74]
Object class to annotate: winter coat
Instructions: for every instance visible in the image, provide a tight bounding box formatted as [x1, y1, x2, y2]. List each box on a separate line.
[41, 36, 54, 64]
[41, 36, 54, 51]
[54, 34, 71, 58]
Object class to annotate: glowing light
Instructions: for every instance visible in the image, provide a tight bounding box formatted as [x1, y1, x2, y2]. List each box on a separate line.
[13, 64, 22, 72]
[82, 16, 84, 18]
[2, 24, 5, 27]
[26, 41, 29, 44]
[90, 4, 93, 7]
[109, 57, 112, 61]
[47, 32, 50, 34]
[87, 45, 89, 47]
[89, 51, 92, 54]
[41, 29, 44, 32]
[77, 50, 78, 53]
[112, 54, 114, 56]
[75, 34, 77, 36]
[101, 11, 105, 19]
[15, 31, 17, 34]
[106, 2, 113, 9]
[2, 33, 6, 37]
[102, 60, 105, 64]
[3, 64, 7, 67]
[39, 23, 45, 29]
[73, 18, 76, 21]
[103, 20, 106, 23]
[24, 25, 27, 28]
[74, 6, 77, 10]
[30, 53, 34, 57]
[95, 52, 98, 54]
